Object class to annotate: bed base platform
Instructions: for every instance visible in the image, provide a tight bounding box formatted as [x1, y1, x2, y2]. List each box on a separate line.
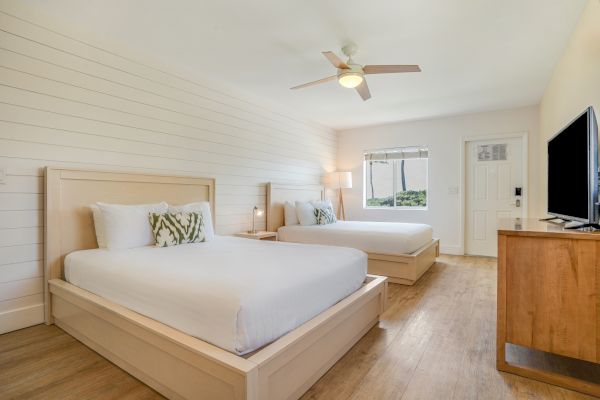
[49, 275, 387, 400]
[367, 239, 439, 285]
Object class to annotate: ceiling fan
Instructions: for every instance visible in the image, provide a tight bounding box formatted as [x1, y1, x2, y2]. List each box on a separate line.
[290, 44, 421, 101]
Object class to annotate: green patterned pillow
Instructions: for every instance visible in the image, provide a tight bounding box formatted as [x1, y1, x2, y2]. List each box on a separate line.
[148, 212, 205, 247]
[314, 206, 337, 225]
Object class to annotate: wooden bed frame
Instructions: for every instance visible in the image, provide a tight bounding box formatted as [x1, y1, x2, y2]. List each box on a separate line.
[267, 183, 439, 285]
[44, 168, 388, 400]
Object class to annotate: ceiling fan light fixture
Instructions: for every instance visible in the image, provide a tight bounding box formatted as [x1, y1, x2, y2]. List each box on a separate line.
[338, 72, 364, 88]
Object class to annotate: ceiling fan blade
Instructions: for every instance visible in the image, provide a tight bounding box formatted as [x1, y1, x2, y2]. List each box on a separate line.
[322, 51, 349, 69]
[290, 75, 337, 90]
[356, 80, 371, 101]
[363, 65, 421, 74]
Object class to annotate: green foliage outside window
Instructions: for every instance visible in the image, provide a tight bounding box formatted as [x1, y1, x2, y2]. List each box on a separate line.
[366, 190, 427, 207]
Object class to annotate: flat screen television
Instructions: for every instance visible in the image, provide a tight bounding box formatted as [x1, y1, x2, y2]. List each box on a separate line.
[547, 106, 599, 224]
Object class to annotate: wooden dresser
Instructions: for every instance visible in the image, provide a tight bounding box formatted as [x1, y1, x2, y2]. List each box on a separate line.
[497, 218, 600, 396]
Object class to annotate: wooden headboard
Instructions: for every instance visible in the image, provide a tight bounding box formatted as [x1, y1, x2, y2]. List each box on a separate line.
[266, 183, 324, 232]
[44, 167, 215, 321]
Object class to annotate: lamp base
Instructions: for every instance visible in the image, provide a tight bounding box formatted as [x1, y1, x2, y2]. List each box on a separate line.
[337, 189, 346, 221]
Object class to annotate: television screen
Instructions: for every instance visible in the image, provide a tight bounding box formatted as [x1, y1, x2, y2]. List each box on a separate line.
[547, 108, 597, 222]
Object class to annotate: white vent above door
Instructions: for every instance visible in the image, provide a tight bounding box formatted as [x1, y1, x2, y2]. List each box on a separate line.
[477, 144, 507, 161]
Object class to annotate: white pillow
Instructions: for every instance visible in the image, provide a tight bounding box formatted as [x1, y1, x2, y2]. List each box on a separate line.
[295, 201, 317, 226]
[97, 202, 168, 250]
[90, 205, 106, 248]
[284, 201, 299, 226]
[168, 201, 214, 241]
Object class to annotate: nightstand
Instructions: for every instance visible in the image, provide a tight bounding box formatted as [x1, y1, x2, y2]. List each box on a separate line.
[234, 231, 277, 241]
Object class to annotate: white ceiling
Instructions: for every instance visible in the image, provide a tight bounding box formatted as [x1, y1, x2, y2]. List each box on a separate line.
[21, 0, 587, 130]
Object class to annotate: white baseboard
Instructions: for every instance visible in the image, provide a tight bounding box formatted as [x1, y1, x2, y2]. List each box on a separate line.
[0, 303, 44, 334]
[439, 245, 463, 255]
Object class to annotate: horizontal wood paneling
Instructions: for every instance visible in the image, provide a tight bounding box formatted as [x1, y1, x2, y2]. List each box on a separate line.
[0, 277, 43, 302]
[0, 227, 43, 246]
[0, 210, 42, 229]
[0, 175, 42, 193]
[0, 244, 42, 266]
[0, 293, 43, 313]
[0, 6, 336, 333]
[0, 193, 42, 210]
[0, 261, 43, 283]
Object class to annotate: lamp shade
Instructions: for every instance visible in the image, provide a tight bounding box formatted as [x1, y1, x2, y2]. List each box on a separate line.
[328, 171, 352, 189]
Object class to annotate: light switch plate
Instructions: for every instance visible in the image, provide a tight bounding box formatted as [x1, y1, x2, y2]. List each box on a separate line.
[0, 168, 6, 184]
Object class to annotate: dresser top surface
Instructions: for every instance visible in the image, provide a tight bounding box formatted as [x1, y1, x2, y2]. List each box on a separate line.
[498, 218, 600, 240]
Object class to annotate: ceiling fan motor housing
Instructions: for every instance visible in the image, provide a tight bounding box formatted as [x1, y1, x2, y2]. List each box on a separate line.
[341, 43, 359, 58]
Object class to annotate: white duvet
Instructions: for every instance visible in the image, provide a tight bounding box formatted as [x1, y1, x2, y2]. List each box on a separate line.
[278, 221, 433, 255]
[65, 236, 366, 355]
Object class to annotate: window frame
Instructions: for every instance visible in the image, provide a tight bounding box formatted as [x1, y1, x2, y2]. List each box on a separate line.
[362, 150, 429, 211]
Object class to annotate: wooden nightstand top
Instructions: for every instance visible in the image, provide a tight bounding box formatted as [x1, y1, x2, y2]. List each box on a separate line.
[234, 231, 277, 240]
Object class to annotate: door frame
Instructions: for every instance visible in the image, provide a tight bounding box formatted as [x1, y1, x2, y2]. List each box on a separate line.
[460, 132, 529, 255]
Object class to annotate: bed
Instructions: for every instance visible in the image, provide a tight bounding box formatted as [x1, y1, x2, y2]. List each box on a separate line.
[45, 168, 388, 400]
[64, 237, 368, 356]
[267, 183, 440, 285]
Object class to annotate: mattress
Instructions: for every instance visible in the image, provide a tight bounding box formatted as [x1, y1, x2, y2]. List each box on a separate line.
[278, 221, 433, 255]
[64, 236, 366, 355]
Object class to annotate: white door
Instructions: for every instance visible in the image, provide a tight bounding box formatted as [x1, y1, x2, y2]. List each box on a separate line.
[466, 137, 524, 256]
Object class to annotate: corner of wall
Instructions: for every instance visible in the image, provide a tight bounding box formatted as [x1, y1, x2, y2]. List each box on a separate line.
[537, 0, 600, 215]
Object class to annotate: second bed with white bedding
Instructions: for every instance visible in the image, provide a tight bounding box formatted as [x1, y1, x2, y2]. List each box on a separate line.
[65, 236, 367, 356]
[278, 220, 433, 255]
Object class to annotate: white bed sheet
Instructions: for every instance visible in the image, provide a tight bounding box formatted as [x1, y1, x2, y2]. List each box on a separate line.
[64, 236, 366, 355]
[278, 221, 433, 255]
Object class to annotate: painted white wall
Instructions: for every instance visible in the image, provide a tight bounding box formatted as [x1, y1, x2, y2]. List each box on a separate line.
[337, 106, 540, 254]
[538, 0, 600, 215]
[0, 6, 335, 333]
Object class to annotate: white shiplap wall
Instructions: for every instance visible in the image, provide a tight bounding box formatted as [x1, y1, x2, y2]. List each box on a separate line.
[0, 7, 336, 334]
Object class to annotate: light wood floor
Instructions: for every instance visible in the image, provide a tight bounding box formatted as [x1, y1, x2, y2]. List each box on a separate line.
[1, 255, 598, 399]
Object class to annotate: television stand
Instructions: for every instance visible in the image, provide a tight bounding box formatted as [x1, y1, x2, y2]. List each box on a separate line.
[498, 219, 600, 397]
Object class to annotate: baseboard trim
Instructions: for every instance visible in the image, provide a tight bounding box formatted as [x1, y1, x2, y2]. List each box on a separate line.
[0, 303, 44, 334]
[439, 245, 463, 255]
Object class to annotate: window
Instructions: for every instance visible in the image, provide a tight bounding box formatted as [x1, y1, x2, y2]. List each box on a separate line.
[364, 147, 428, 209]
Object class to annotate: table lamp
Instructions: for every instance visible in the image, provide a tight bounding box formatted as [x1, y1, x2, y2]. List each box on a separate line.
[249, 206, 264, 234]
